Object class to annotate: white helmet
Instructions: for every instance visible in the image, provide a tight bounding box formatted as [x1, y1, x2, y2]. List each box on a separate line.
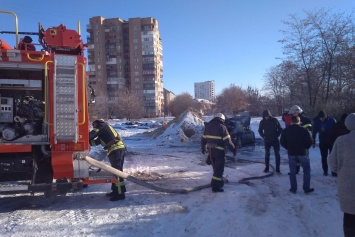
[289, 105, 303, 114]
[215, 113, 225, 121]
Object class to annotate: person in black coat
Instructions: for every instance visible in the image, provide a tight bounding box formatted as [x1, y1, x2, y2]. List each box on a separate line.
[327, 113, 350, 177]
[288, 105, 313, 174]
[280, 116, 314, 194]
[258, 110, 283, 173]
[328, 113, 349, 148]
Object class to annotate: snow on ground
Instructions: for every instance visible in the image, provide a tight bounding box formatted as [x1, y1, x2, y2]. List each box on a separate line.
[0, 114, 344, 237]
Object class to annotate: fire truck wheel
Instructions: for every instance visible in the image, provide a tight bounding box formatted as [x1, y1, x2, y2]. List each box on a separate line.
[56, 178, 68, 196]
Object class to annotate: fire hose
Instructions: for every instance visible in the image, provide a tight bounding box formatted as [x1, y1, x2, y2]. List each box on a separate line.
[84, 155, 275, 194]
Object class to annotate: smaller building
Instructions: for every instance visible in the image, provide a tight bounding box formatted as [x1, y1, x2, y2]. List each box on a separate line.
[163, 88, 175, 116]
[194, 80, 215, 102]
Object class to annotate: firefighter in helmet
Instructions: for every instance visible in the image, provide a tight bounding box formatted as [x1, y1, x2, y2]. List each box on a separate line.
[201, 113, 236, 192]
[89, 119, 126, 201]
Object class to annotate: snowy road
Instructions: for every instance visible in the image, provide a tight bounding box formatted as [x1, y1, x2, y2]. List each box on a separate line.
[0, 116, 344, 236]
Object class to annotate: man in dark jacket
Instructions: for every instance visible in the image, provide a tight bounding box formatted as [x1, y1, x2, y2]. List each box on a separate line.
[89, 119, 126, 201]
[312, 110, 336, 176]
[328, 113, 349, 149]
[327, 113, 349, 177]
[201, 113, 236, 193]
[280, 116, 314, 194]
[258, 110, 283, 173]
[288, 105, 313, 174]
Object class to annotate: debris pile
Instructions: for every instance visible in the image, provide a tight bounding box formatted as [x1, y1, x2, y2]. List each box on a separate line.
[149, 108, 205, 143]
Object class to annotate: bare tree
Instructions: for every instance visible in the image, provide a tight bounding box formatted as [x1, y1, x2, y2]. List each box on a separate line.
[89, 95, 109, 120]
[306, 9, 354, 104]
[169, 92, 195, 116]
[263, 63, 294, 114]
[278, 9, 355, 112]
[244, 86, 263, 116]
[111, 92, 145, 120]
[216, 84, 247, 115]
[279, 13, 324, 110]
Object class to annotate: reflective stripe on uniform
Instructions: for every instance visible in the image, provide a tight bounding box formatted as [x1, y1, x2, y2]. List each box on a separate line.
[109, 126, 119, 137]
[212, 176, 222, 181]
[222, 135, 231, 140]
[203, 135, 222, 139]
[303, 124, 312, 129]
[107, 141, 125, 155]
[215, 146, 224, 150]
[115, 180, 126, 194]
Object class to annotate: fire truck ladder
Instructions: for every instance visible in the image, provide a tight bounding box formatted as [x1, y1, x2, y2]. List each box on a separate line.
[53, 55, 78, 143]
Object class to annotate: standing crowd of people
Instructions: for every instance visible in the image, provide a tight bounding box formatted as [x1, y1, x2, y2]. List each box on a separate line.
[268, 105, 353, 236]
[90, 107, 354, 236]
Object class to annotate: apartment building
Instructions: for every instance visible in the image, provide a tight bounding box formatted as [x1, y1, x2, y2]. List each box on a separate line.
[87, 16, 164, 117]
[194, 80, 215, 102]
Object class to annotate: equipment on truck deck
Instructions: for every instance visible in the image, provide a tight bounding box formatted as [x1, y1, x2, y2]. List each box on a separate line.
[0, 10, 101, 197]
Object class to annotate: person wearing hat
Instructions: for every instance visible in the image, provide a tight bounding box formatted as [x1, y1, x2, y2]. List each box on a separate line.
[258, 110, 283, 173]
[329, 113, 355, 237]
[89, 119, 126, 201]
[201, 113, 236, 193]
[288, 105, 313, 174]
[312, 110, 336, 176]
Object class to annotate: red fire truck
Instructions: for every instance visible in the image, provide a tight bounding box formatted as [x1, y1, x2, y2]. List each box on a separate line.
[0, 10, 114, 196]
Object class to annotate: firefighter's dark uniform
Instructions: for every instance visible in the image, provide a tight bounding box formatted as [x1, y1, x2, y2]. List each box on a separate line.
[89, 119, 126, 201]
[201, 117, 236, 192]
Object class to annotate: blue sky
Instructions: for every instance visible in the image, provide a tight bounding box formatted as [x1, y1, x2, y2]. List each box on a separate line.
[1, 0, 353, 96]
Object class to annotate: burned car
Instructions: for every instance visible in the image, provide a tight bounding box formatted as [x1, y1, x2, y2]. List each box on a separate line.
[225, 111, 255, 148]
